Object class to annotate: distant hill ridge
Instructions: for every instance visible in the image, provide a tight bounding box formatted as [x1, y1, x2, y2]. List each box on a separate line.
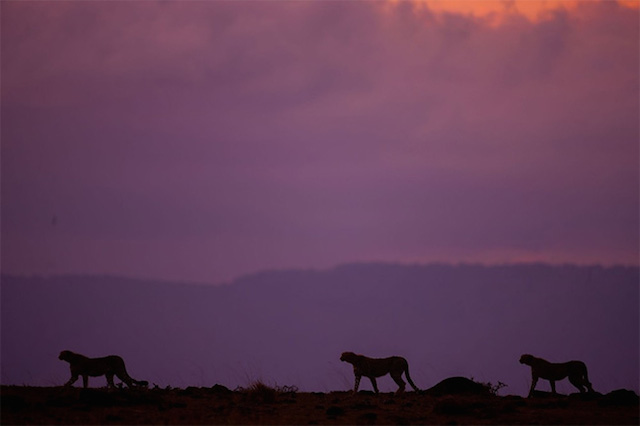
[4, 261, 638, 288]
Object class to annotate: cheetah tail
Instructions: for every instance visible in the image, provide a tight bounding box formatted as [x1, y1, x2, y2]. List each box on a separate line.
[405, 365, 420, 392]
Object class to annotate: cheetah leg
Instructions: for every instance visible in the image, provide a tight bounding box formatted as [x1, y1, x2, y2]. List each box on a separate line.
[528, 376, 538, 397]
[369, 377, 379, 394]
[353, 375, 361, 394]
[391, 372, 406, 394]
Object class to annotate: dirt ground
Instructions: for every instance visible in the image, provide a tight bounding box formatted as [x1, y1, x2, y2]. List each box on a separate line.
[1, 385, 638, 425]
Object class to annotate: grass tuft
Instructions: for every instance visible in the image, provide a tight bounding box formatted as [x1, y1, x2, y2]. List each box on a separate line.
[235, 380, 299, 404]
[237, 381, 278, 404]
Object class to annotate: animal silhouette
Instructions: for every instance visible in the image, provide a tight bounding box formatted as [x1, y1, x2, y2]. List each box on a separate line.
[520, 354, 594, 397]
[59, 350, 148, 388]
[340, 351, 419, 394]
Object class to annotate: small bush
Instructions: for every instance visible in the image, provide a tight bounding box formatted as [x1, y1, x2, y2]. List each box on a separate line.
[482, 381, 507, 396]
[274, 384, 299, 394]
[237, 381, 278, 404]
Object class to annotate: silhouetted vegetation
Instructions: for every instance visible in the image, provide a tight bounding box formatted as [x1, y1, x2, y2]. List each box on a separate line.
[235, 381, 299, 404]
[1, 385, 637, 425]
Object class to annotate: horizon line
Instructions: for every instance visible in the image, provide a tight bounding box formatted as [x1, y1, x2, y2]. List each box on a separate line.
[2, 260, 638, 287]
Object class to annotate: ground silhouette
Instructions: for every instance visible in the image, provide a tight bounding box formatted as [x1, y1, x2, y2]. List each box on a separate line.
[1, 383, 637, 425]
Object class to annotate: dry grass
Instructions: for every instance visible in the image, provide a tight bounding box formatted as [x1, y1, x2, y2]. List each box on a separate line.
[1, 385, 637, 425]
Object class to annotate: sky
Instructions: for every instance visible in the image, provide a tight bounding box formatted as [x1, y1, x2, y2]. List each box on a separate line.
[2, 0, 638, 285]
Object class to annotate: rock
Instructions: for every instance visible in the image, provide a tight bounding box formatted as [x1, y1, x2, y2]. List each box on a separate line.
[425, 377, 491, 397]
[600, 389, 639, 406]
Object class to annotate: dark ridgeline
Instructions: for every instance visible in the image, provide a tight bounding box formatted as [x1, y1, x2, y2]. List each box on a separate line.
[1, 263, 638, 395]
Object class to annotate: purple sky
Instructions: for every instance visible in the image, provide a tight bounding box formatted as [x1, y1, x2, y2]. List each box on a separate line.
[2, 1, 638, 284]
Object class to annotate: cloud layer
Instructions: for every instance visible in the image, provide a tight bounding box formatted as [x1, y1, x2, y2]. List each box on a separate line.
[2, 1, 638, 283]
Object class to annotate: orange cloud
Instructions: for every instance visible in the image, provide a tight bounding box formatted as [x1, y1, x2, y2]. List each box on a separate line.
[396, 0, 638, 23]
